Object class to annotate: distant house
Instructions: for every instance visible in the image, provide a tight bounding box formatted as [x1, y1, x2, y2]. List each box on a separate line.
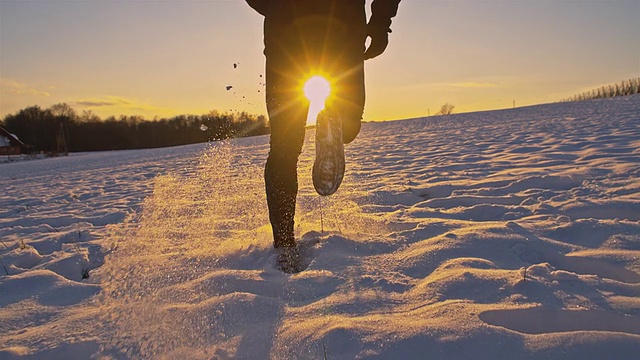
[0, 126, 29, 156]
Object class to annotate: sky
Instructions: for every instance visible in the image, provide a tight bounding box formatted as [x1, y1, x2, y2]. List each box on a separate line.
[1, 0, 639, 122]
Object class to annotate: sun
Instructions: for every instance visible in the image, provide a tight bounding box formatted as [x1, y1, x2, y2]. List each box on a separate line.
[304, 76, 331, 125]
[304, 76, 330, 103]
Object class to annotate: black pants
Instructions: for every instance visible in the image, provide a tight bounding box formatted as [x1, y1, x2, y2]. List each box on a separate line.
[263, 4, 366, 247]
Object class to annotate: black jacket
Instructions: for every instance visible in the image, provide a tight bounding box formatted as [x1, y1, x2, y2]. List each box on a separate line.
[246, 0, 400, 33]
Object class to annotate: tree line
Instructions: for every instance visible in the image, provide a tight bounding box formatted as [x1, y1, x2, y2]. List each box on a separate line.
[0, 103, 269, 154]
[561, 78, 640, 103]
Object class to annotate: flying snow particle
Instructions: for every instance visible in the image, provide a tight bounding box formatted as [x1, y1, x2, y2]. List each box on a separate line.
[200, 124, 209, 132]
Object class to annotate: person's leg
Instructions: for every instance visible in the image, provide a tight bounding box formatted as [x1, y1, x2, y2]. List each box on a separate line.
[335, 60, 365, 144]
[262, 0, 366, 245]
[264, 59, 309, 249]
[319, 19, 366, 145]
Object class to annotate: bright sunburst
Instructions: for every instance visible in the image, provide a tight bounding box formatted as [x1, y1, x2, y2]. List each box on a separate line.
[304, 76, 331, 125]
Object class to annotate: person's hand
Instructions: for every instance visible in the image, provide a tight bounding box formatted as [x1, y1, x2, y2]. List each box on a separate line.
[364, 29, 389, 60]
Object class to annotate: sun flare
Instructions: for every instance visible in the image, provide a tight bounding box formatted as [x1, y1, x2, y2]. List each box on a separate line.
[304, 76, 331, 125]
[304, 76, 331, 103]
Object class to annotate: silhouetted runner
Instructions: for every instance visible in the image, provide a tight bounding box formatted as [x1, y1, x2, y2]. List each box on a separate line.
[246, 0, 401, 273]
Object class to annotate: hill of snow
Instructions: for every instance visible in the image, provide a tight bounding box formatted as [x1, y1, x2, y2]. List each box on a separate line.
[1, 96, 639, 359]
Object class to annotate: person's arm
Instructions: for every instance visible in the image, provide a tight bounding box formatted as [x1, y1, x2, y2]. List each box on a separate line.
[369, 0, 401, 34]
[245, 0, 270, 16]
[364, 0, 401, 60]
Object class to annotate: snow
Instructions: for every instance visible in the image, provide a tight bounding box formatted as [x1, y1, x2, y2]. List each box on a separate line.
[1, 96, 639, 359]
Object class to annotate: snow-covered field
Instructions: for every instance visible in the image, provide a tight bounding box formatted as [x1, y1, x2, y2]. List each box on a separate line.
[1, 96, 639, 359]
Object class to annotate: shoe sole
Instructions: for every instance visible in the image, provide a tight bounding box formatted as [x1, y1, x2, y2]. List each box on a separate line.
[313, 112, 345, 196]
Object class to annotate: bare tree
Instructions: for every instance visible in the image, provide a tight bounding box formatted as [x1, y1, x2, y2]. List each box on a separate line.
[79, 110, 100, 123]
[49, 103, 77, 120]
[49, 103, 76, 155]
[437, 103, 455, 115]
[561, 77, 640, 102]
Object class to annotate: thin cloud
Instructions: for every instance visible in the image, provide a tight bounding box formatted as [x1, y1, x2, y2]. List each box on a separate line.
[76, 96, 175, 116]
[0, 78, 51, 96]
[390, 81, 501, 92]
[76, 100, 117, 107]
[76, 96, 132, 107]
[434, 82, 500, 88]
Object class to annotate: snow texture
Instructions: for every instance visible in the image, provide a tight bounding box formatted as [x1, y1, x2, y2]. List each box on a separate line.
[1, 95, 640, 359]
